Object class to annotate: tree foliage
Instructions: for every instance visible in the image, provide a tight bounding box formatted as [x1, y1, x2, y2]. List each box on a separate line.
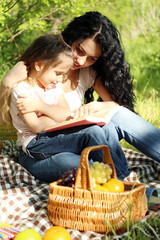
[0, 0, 101, 77]
[97, 0, 160, 94]
[0, 0, 160, 94]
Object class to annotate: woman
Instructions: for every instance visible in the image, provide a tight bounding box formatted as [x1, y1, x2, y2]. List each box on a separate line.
[61, 11, 160, 163]
[0, 12, 160, 183]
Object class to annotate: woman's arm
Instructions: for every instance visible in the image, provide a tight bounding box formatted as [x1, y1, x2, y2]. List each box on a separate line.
[0, 83, 8, 124]
[93, 78, 119, 109]
[93, 78, 113, 101]
[71, 78, 119, 119]
[0, 62, 27, 124]
[1, 62, 27, 89]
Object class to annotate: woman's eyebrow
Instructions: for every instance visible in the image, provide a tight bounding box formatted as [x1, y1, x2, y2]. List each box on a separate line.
[79, 44, 99, 59]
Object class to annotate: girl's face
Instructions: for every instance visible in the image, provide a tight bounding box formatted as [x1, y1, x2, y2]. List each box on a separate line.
[71, 37, 101, 70]
[35, 56, 73, 89]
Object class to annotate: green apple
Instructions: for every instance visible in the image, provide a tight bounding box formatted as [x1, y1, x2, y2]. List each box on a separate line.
[14, 229, 42, 240]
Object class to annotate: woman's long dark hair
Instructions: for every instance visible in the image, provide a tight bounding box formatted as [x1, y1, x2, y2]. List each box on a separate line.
[62, 11, 135, 111]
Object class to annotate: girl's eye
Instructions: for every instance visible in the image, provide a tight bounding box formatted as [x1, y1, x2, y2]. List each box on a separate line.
[56, 72, 61, 76]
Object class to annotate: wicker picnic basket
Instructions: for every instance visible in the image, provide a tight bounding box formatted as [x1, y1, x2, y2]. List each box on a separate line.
[48, 145, 148, 233]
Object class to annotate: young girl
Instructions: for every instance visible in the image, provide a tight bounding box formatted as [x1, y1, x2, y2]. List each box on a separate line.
[1, 33, 129, 182]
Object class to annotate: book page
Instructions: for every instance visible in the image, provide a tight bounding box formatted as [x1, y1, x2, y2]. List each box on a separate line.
[45, 115, 110, 132]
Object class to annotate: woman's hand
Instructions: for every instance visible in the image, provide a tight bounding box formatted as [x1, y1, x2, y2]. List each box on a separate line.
[73, 101, 119, 119]
[95, 101, 119, 114]
[17, 95, 40, 114]
[2, 61, 27, 89]
[73, 102, 94, 118]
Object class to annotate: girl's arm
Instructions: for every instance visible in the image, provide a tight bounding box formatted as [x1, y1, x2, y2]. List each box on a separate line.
[22, 111, 57, 133]
[16, 77, 119, 123]
[17, 94, 71, 122]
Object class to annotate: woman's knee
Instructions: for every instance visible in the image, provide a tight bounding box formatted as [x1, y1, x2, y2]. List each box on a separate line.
[86, 125, 105, 139]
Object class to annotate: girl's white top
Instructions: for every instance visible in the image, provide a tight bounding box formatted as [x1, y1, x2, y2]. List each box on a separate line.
[10, 81, 62, 150]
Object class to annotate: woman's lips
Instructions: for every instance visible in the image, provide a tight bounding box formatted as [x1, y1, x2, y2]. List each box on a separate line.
[74, 61, 80, 67]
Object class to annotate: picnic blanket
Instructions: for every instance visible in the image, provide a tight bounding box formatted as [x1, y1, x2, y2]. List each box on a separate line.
[0, 140, 160, 239]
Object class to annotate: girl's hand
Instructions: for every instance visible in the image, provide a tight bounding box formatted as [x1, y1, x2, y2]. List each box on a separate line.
[17, 95, 40, 114]
[2, 61, 27, 89]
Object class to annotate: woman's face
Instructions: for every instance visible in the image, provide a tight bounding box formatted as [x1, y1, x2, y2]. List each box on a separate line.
[71, 37, 101, 70]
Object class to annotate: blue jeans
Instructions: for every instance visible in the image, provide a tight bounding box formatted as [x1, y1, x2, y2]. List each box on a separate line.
[18, 150, 81, 182]
[103, 107, 160, 163]
[18, 125, 130, 182]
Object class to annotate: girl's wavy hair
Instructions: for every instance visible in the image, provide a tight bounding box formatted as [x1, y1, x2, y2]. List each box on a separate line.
[20, 34, 72, 70]
[62, 11, 135, 111]
[1, 34, 73, 125]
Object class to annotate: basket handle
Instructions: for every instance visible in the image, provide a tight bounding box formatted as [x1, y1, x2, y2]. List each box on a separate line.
[74, 145, 117, 191]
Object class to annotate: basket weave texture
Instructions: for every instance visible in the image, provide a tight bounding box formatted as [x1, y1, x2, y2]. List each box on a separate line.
[48, 145, 148, 233]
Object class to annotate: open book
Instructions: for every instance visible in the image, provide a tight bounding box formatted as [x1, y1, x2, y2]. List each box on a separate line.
[45, 115, 111, 132]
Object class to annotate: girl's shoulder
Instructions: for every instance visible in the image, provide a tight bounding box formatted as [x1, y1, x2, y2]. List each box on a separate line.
[13, 80, 31, 90]
[12, 80, 33, 97]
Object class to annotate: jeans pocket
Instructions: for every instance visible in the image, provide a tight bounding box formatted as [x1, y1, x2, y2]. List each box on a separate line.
[26, 149, 50, 160]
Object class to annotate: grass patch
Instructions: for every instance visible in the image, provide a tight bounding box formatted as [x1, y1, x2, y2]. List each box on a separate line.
[0, 124, 17, 141]
[104, 215, 160, 240]
[120, 89, 160, 151]
[122, 216, 160, 240]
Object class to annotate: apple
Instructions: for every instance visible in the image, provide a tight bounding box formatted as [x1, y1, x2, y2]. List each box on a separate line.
[14, 229, 42, 240]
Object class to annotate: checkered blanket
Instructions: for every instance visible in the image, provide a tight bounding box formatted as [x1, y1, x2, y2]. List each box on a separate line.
[0, 140, 160, 239]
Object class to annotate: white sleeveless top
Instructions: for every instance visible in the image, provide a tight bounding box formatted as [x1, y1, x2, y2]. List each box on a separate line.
[62, 67, 122, 120]
[63, 67, 96, 113]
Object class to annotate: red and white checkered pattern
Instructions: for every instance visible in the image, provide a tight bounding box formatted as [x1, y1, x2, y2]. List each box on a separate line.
[0, 144, 160, 239]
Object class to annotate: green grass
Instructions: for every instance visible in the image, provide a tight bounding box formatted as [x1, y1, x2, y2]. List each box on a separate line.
[105, 215, 160, 240]
[119, 36, 160, 151]
[0, 124, 17, 141]
[129, 216, 160, 240]
[120, 89, 160, 151]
